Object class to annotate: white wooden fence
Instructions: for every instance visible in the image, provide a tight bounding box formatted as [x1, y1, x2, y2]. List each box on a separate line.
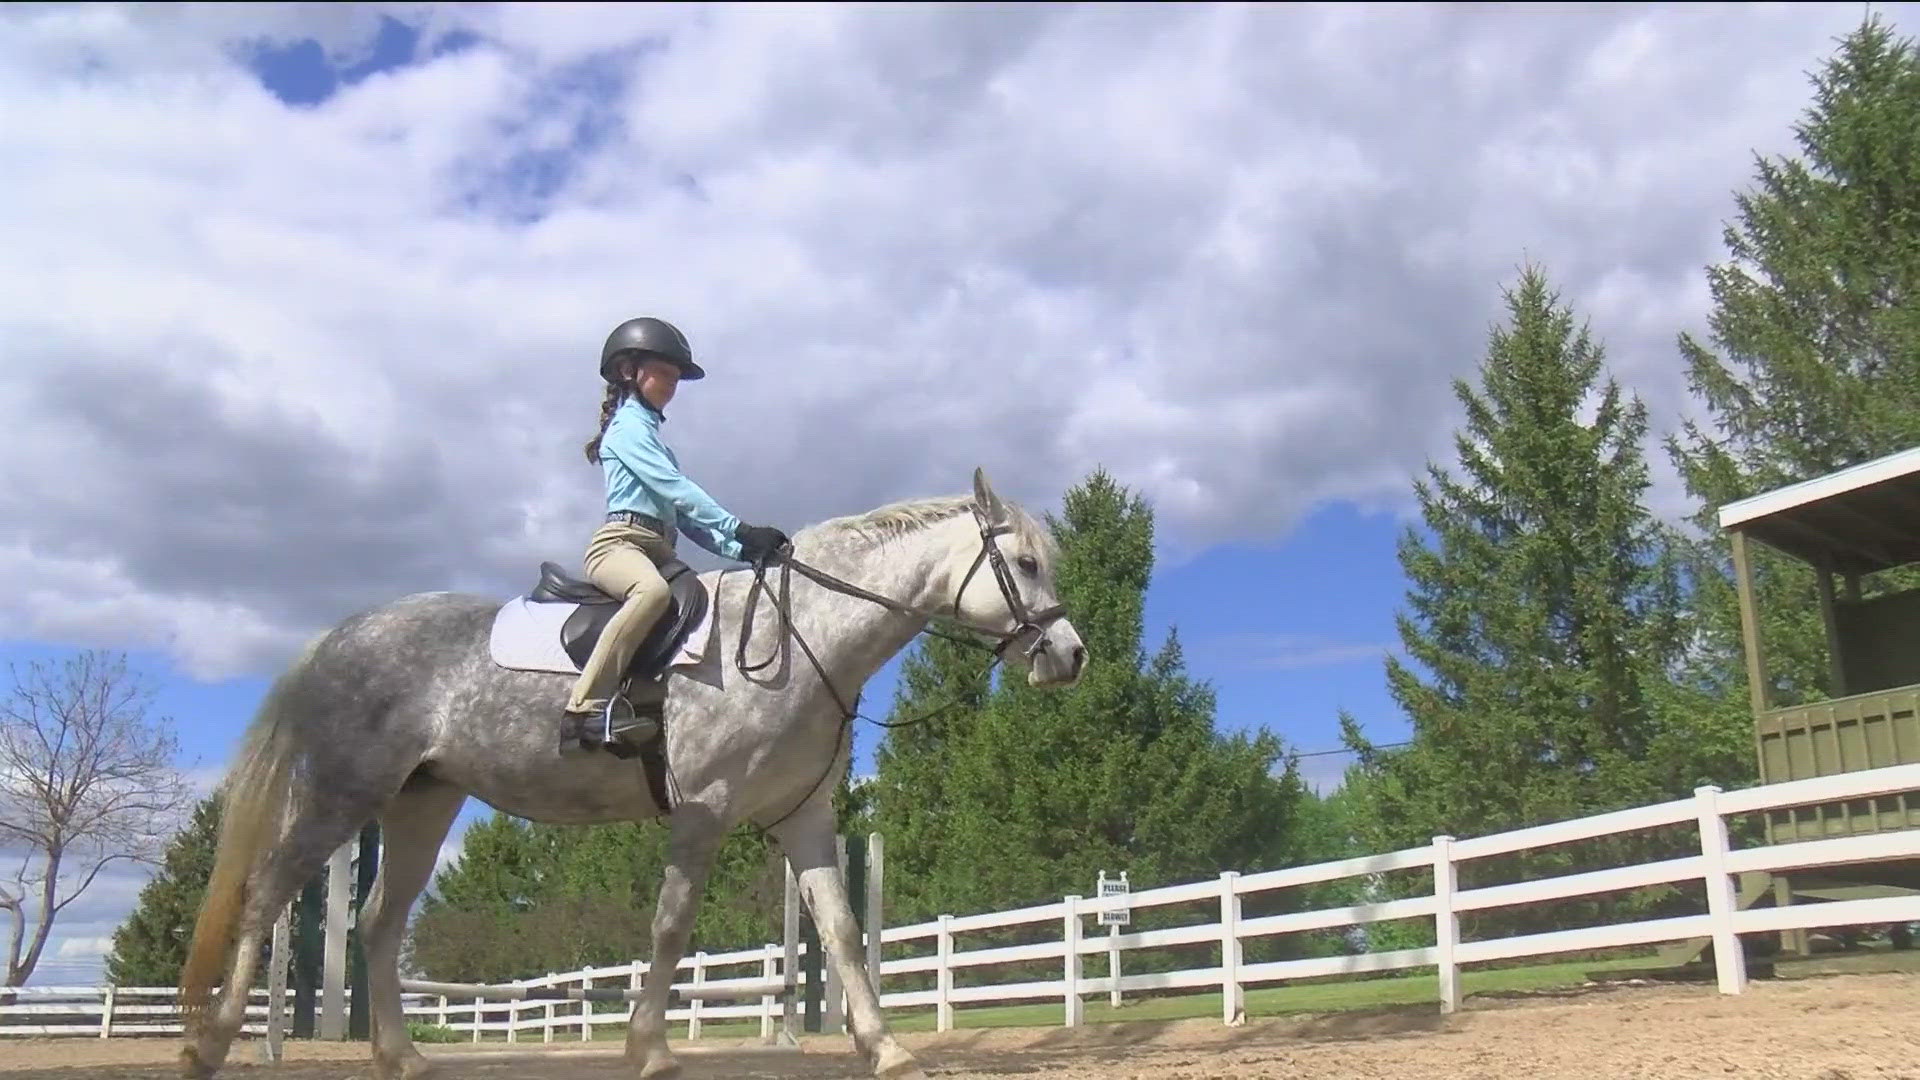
[0, 949, 829, 1041]
[8, 763, 1919, 1041]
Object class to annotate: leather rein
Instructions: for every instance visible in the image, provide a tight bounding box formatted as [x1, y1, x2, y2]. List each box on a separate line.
[736, 510, 1065, 725]
[729, 511, 1066, 830]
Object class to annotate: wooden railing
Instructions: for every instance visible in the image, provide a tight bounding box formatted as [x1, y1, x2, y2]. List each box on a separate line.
[9, 764, 1919, 1041]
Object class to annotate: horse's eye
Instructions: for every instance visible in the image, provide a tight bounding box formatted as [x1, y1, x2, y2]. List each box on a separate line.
[1017, 555, 1039, 575]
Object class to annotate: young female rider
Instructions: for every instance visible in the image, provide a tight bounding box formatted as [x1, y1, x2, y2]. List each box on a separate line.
[565, 316, 788, 750]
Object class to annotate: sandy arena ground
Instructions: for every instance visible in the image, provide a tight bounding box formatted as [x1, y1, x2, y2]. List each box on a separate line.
[3, 970, 1915, 1079]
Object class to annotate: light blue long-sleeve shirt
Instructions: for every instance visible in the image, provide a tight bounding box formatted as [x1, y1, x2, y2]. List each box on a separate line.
[598, 396, 745, 562]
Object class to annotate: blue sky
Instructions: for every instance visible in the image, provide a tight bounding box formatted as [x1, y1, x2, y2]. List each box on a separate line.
[7, 2, 1911, 986]
[0, 499, 1414, 986]
[0, 494, 1413, 823]
[1, 494, 1415, 768]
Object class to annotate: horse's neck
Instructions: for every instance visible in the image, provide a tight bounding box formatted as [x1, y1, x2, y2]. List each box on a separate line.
[774, 524, 953, 692]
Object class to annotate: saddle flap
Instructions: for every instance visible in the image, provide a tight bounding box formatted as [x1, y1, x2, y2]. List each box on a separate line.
[558, 560, 709, 680]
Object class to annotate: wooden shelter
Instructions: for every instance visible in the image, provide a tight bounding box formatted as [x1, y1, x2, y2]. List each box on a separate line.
[1717, 446, 1920, 932]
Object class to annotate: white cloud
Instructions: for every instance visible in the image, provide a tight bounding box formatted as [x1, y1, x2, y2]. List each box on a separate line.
[1293, 751, 1358, 797]
[1, 1, 1915, 679]
[55, 936, 115, 960]
[433, 831, 466, 877]
[1205, 633, 1400, 673]
[4, 864, 158, 986]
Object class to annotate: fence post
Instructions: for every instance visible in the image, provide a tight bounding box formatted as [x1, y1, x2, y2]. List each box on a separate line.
[760, 943, 778, 1044]
[99, 985, 116, 1039]
[292, 877, 322, 1038]
[827, 835, 847, 1033]
[578, 966, 592, 1041]
[263, 906, 290, 1060]
[865, 832, 885, 997]
[470, 997, 482, 1042]
[1062, 895, 1083, 1028]
[1695, 785, 1749, 995]
[782, 858, 800, 1043]
[936, 914, 954, 1032]
[1432, 835, 1458, 1014]
[543, 972, 556, 1043]
[688, 953, 707, 1039]
[322, 842, 352, 1040]
[348, 821, 379, 1041]
[1219, 871, 1244, 1025]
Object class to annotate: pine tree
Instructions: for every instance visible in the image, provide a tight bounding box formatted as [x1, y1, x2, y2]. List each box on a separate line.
[104, 796, 223, 987]
[862, 632, 998, 922]
[1343, 266, 1708, 936]
[1668, 14, 1920, 719]
[869, 469, 1309, 943]
[406, 815, 784, 983]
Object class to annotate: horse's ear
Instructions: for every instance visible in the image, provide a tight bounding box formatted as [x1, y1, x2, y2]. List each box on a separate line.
[972, 467, 1008, 525]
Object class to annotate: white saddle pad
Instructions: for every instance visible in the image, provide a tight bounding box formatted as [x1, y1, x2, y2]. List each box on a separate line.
[488, 597, 714, 676]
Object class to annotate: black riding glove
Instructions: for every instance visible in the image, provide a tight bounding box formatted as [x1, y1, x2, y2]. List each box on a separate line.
[735, 523, 790, 562]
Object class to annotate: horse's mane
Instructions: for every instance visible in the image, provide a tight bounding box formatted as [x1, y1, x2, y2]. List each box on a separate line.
[801, 493, 1055, 553]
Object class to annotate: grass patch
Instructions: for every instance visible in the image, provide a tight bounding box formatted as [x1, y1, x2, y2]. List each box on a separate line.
[873, 953, 1664, 1034]
[449, 945, 1920, 1046]
[405, 1021, 465, 1043]
[538, 951, 1666, 1044]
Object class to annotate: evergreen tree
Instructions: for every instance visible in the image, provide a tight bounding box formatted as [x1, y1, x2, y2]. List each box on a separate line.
[861, 632, 997, 921]
[870, 469, 1310, 941]
[1343, 266, 1708, 936]
[1668, 14, 1920, 721]
[104, 796, 223, 987]
[406, 816, 784, 984]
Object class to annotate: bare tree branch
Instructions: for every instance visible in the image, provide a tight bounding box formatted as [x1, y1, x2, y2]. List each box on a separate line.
[53, 852, 144, 914]
[1, 650, 192, 986]
[0, 888, 23, 987]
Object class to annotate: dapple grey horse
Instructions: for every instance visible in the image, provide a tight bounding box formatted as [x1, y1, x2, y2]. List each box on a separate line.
[177, 469, 1085, 1080]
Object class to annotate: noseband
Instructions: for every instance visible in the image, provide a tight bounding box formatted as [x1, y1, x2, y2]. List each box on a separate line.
[950, 515, 1067, 659]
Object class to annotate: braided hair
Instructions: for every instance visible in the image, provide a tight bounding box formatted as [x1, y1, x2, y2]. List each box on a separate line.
[583, 381, 625, 463]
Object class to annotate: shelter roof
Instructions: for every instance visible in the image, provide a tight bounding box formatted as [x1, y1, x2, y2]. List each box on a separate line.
[1718, 445, 1920, 575]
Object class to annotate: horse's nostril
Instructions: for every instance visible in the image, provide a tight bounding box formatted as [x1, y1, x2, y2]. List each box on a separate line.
[1071, 645, 1087, 673]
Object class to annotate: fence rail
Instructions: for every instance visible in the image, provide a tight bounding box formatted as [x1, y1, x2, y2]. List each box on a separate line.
[9, 764, 1919, 1041]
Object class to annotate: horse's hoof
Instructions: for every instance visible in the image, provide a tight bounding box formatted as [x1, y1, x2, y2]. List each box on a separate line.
[875, 1044, 926, 1079]
[631, 1050, 682, 1080]
[177, 1046, 216, 1080]
[374, 1053, 441, 1080]
[624, 1033, 681, 1079]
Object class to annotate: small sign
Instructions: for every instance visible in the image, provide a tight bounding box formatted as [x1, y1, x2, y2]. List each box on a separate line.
[1096, 871, 1130, 927]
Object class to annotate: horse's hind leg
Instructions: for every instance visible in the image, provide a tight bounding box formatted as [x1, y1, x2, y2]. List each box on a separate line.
[361, 777, 467, 1080]
[182, 790, 414, 1077]
[182, 919, 269, 1078]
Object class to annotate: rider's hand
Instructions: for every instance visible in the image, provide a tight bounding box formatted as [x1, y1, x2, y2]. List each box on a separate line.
[735, 524, 790, 562]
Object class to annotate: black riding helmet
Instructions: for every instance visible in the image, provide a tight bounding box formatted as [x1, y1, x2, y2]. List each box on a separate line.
[601, 317, 704, 383]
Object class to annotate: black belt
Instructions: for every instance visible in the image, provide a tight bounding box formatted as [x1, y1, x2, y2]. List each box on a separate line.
[606, 510, 675, 539]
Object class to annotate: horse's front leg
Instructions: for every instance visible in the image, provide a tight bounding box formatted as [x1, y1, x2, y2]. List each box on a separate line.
[625, 804, 726, 1079]
[772, 802, 925, 1080]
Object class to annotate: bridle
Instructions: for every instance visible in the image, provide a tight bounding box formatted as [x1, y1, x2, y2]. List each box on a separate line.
[737, 506, 1065, 690]
[727, 506, 1070, 830]
[949, 513, 1068, 660]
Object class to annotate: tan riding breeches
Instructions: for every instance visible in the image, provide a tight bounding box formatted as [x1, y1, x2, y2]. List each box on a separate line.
[564, 521, 677, 714]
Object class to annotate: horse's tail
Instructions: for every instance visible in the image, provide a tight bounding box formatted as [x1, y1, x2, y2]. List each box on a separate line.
[177, 635, 322, 1027]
